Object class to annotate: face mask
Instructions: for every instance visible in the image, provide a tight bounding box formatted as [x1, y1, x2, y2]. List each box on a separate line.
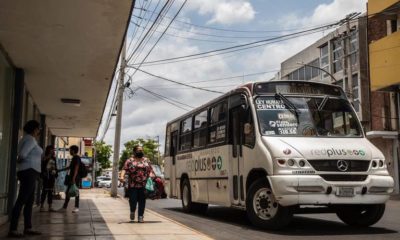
[135, 151, 144, 158]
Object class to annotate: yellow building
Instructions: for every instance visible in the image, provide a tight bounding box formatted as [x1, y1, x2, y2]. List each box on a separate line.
[369, 0, 400, 91]
[367, 0, 400, 194]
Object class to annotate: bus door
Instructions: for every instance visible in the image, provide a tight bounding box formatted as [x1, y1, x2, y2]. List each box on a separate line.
[230, 106, 246, 206]
[169, 130, 178, 197]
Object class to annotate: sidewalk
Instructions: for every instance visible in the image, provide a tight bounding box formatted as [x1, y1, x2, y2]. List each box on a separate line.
[0, 188, 212, 240]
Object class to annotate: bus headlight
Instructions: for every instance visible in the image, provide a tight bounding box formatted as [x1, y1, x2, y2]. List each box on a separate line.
[275, 158, 309, 168]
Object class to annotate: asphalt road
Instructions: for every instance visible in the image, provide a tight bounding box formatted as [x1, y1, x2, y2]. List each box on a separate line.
[116, 187, 400, 240]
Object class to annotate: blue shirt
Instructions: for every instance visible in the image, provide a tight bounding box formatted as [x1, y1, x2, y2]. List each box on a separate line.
[17, 134, 43, 173]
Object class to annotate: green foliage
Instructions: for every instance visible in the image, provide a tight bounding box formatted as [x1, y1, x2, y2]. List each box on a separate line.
[119, 138, 160, 170]
[94, 141, 112, 171]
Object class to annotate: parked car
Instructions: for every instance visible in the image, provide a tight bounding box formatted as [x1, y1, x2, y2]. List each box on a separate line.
[95, 176, 107, 187]
[98, 178, 112, 188]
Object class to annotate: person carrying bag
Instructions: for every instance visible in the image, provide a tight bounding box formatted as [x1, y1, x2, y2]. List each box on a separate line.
[120, 145, 154, 223]
[59, 145, 81, 213]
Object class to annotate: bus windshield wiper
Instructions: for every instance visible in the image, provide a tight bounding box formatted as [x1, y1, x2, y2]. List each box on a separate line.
[275, 93, 299, 123]
[318, 95, 329, 111]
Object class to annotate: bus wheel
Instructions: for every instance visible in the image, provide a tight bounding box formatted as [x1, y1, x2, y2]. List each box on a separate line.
[181, 179, 208, 214]
[336, 204, 385, 227]
[246, 179, 293, 230]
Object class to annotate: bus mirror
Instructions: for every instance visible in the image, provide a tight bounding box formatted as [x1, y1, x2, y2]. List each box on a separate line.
[244, 123, 252, 135]
[240, 94, 249, 110]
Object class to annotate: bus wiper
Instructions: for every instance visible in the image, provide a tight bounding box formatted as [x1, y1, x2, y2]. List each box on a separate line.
[318, 95, 329, 111]
[275, 93, 299, 124]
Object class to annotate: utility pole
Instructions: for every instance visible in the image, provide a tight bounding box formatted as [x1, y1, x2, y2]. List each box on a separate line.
[111, 41, 126, 197]
[344, 13, 354, 102]
[156, 135, 160, 165]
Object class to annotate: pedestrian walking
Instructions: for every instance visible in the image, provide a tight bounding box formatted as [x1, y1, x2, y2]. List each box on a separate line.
[40, 145, 58, 212]
[120, 146, 153, 223]
[59, 145, 81, 213]
[9, 120, 43, 238]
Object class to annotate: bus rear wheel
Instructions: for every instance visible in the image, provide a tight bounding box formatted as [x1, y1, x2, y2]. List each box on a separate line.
[181, 178, 208, 214]
[336, 204, 385, 227]
[246, 179, 293, 230]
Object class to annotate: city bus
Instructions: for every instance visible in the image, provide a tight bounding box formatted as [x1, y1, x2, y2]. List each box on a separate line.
[163, 80, 394, 229]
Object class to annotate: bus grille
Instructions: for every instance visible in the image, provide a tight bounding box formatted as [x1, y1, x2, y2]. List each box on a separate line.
[319, 174, 368, 181]
[308, 160, 370, 172]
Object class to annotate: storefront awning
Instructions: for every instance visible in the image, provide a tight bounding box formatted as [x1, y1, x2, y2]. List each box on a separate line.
[0, 0, 134, 137]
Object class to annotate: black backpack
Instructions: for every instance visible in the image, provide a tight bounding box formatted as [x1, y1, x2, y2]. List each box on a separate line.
[78, 160, 88, 178]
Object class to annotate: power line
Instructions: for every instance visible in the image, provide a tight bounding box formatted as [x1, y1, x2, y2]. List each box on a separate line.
[133, 7, 323, 33]
[136, 85, 195, 109]
[129, 0, 175, 65]
[129, 0, 189, 80]
[128, 22, 339, 67]
[126, 0, 171, 63]
[128, 67, 224, 94]
[134, 86, 192, 111]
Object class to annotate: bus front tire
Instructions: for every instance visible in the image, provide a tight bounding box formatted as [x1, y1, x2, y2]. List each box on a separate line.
[181, 179, 208, 214]
[336, 204, 385, 227]
[246, 179, 293, 230]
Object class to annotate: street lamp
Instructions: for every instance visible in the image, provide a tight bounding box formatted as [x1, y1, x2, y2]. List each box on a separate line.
[296, 62, 337, 82]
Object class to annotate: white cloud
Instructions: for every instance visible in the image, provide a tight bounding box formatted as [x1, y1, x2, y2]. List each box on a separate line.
[279, 0, 367, 28]
[186, 0, 255, 25]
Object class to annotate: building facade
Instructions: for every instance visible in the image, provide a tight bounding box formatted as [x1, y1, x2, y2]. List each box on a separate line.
[367, 0, 400, 194]
[0, 0, 134, 226]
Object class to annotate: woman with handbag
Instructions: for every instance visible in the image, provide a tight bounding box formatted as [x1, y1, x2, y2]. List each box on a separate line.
[9, 120, 43, 238]
[120, 146, 154, 223]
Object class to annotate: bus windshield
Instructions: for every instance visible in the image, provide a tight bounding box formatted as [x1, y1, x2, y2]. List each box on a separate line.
[255, 96, 362, 137]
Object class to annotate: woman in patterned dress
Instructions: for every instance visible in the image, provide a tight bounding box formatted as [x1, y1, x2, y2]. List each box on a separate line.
[120, 146, 153, 223]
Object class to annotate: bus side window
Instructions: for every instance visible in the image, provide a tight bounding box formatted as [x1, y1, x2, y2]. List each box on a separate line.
[244, 109, 255, 148]
[209, 101, 227, 144]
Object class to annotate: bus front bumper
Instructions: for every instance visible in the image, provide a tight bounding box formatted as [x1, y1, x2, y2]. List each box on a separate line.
[268, 175, 394, 207]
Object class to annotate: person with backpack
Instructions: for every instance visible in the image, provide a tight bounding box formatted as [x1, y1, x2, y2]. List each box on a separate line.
[59, 145, 82, 213]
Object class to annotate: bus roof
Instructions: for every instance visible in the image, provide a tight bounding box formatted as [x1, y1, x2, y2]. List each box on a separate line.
[166, 80, 344, 126]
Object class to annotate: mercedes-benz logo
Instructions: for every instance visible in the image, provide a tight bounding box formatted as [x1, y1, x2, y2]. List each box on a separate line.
[337, 160, 349, 172]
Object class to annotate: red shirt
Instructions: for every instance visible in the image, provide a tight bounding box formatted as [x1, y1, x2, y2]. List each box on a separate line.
[123, 158, 152, 188]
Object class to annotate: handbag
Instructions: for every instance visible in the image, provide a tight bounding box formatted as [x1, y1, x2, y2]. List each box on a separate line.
[68, 184, 79, 197]
[145, 178, 154, 192]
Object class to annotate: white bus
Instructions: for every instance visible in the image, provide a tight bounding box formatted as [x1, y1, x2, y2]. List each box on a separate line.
[164, 81, 394, 229]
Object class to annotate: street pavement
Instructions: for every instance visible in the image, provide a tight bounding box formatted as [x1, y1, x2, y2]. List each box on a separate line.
[142, 191, 400, 240]
[0, 188, 212, 240]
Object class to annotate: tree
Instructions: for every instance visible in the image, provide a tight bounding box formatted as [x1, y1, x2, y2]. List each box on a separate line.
[94, 141, 112, 173]
[119, 138, 160, 170]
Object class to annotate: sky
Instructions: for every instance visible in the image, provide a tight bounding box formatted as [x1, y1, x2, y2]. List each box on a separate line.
[98, 0, 367, 155]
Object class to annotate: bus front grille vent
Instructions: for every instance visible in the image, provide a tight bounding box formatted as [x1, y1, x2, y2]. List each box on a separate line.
[319, 174, 368, 182]
[308, 160, 370, 172]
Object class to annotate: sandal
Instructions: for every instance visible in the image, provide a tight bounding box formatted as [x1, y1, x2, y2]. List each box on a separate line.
[24, 229, 42, 235]
[8, 231, 24, 238]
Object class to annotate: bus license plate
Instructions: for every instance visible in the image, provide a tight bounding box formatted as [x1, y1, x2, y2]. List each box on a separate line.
[337, 187, 354, 197]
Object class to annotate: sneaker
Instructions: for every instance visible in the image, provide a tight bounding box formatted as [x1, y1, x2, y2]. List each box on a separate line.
[72, 208, 79, 213]
[57, 207, 67, 212]
[130, 212, 135, 221]
[23, 229, 42, 235]
[49, 207, 56, 212]
[40, 206, 45, 212]
[138, 216, 144, 223]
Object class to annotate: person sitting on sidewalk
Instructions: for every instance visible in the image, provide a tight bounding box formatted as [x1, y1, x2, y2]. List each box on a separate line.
[59, 145, 81, 213]
[9, 120, 43, 238]
[120, 146, 154, 223]
[40, 145, 58, 212]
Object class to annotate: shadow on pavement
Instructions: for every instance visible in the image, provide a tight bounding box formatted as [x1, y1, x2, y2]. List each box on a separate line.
[164, 206, 397, 236]
[0, 199, 115, 240]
